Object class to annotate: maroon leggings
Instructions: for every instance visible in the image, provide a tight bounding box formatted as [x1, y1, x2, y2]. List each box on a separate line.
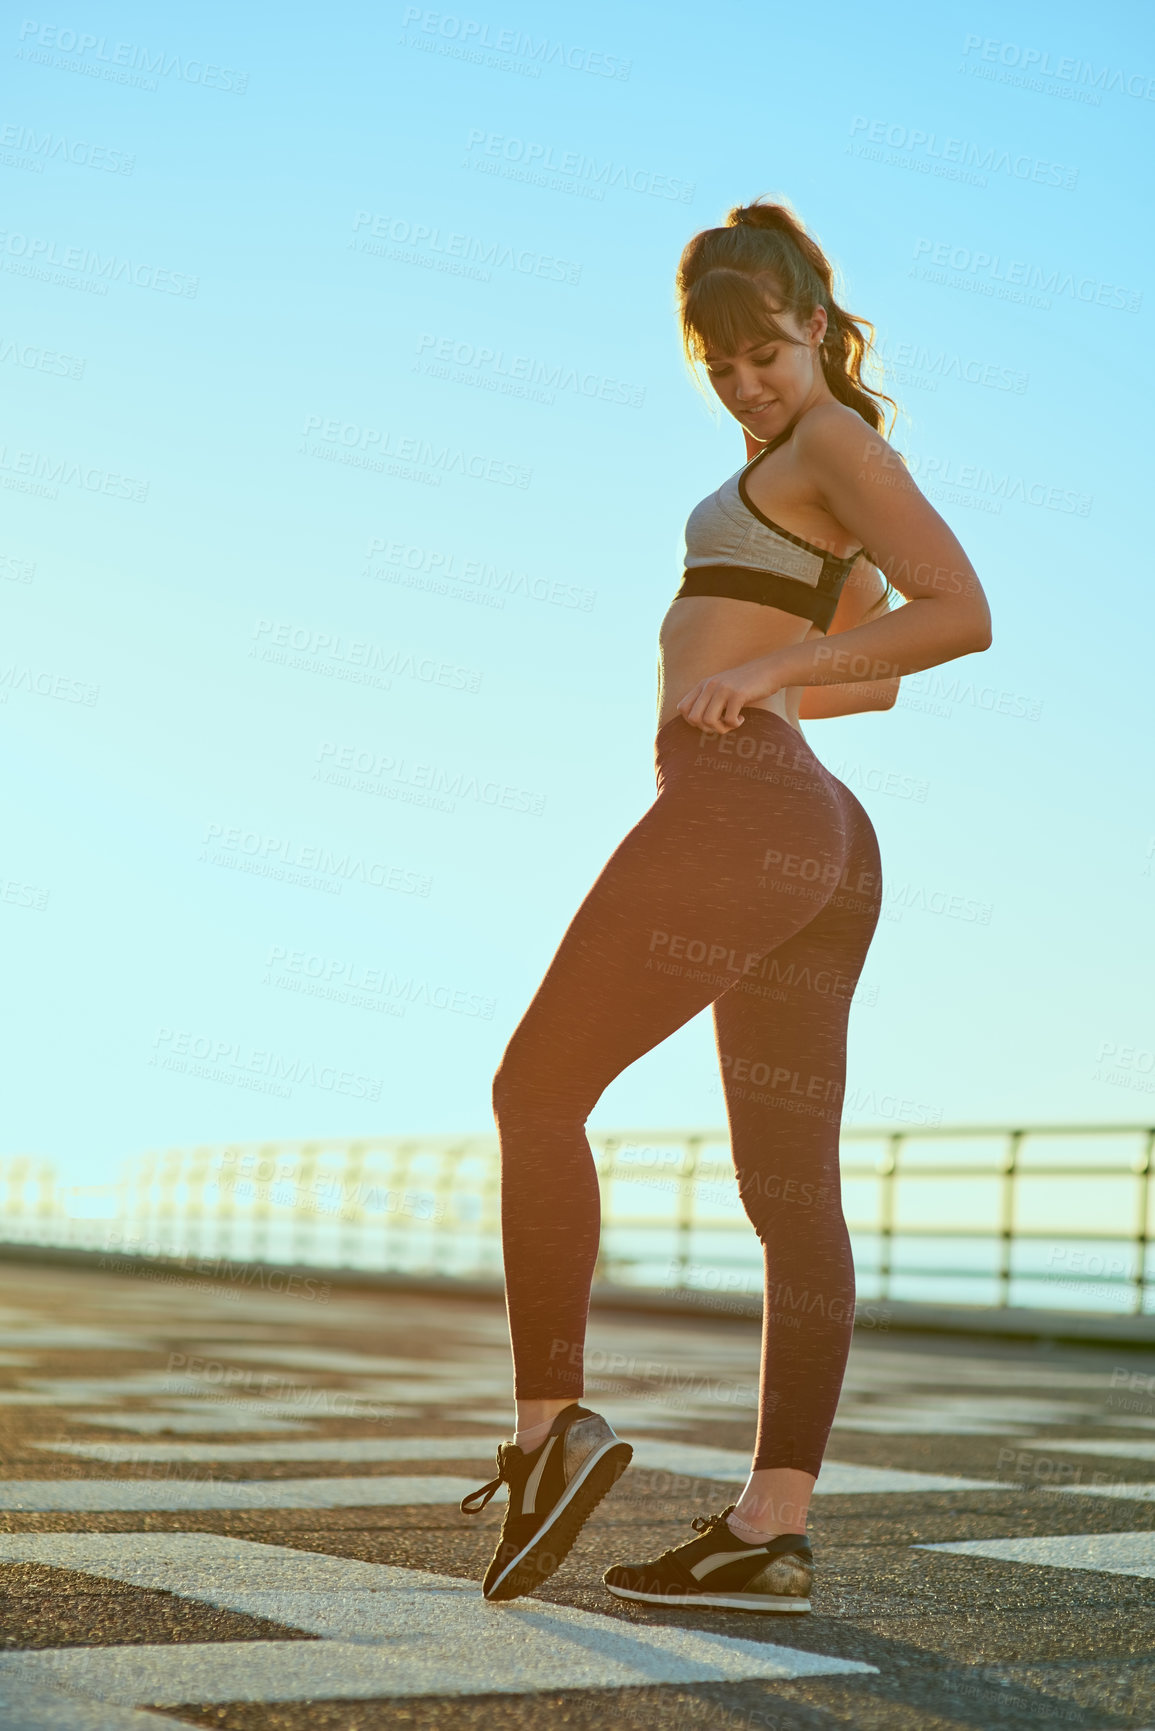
[492, 708, 882, 1476]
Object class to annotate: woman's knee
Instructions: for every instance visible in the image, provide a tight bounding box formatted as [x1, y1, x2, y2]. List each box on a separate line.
[491, 1048, 528, 1126]
[492, 1039, 597, 1134]
[737, 1167, 841, 1242]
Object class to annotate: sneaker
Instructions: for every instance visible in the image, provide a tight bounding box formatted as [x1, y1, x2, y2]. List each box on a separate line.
[603, 1503, 813, 1613]
[460, 1402, 633, 1601]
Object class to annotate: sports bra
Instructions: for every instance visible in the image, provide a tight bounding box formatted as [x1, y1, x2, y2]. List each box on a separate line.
[674, 427, 863, 632]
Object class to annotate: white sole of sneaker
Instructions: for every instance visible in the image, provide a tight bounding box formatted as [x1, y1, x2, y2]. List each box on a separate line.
[485, 1437, 633, 1599]
[604, 1584, 811, 1614]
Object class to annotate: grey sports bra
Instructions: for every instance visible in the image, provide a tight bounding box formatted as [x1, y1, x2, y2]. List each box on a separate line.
[674, 428, 863, 631]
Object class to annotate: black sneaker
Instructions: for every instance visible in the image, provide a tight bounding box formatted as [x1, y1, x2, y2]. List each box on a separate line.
[603, 1503, 813, 1613]
[460, 1402, 633, 1601]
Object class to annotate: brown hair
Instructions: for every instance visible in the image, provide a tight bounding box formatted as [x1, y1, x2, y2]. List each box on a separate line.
[678, 198, 900, 620]
[677, 198, 895, 435]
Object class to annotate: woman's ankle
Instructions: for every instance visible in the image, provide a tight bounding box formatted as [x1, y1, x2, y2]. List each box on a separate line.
[512, 1417, 554, 1452]
[513, 1396, 577, 1452]
[729, 1466, 815, 1541]
[726, 1508, 801, 1544]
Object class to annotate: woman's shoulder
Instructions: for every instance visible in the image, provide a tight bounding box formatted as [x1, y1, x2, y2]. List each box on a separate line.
[792, 400, 878, 463]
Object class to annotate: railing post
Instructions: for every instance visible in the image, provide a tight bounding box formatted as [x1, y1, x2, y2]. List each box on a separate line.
[135, 1152, 158, 1256]
[385, 1141, 415, 1270]
[1136, 1128, 1154, 1315]
[292, 1144, 321, 1265]
[215, 1144, 240, 1263]
[434, 1144, 461, 1276]
[186, 1146, 213, 1259]
[5, 1158, 28, 1244]
[478, 1137, 501, 1278]
[675, 1136, 701, 1291]
[998, 1130, 1023, 1307]
[336, 1141, 363, 1267]
[156, 1150, 182, 1260]
[878, 1134, 900, 1302]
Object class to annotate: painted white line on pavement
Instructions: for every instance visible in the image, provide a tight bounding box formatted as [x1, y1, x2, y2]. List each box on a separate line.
[0, 1330, 152, 1350]
[919, 1532, 1155, 1581]
[0, 1376, 400, 1424]
[453, 1404, 703, 1432]
[0, 1679, 193, 1729]
[812, 1462, 1008, 1495]
[34, 1439, 498, 1464]
[832, 1416, 1034, 1436]
[337, 1380, 513, 1403]
[1053, 1481, 1155, 1502]
[32, 1436, 1007, 1494]
[190, 1346, 504, 1377]
[1037, 1439, 1155, 1460]
[0, 1533, 876, 1699]
[0, 1375, 227, 1405]
[630, 1440, 1007, 1494]
[831, 1396, 1089, 1436]
[0, 1477, 480, 1511]
[840, 1353, 1108, 1392]
[172, 1396, 400, 1421]
[59, 1408, 314, 1434]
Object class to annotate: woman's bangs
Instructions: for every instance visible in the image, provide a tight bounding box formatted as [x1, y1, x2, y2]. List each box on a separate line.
[683, 269, 791, 364]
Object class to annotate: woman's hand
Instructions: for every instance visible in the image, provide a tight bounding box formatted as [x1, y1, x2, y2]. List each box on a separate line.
[676, 653, 786, 734]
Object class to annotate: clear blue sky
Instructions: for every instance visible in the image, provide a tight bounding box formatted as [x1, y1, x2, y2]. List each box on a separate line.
[3, 0, 1151, 1183]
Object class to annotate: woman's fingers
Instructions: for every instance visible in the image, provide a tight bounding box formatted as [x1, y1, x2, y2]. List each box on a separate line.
[678, 681, 744, 734]
[677, 659, 777, 733]
[689, 686, 719, 730]
[676, 682, 707, 724]
[699, 690, 725, 731]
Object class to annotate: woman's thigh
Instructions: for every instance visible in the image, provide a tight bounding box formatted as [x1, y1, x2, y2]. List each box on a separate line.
[495, 760, 853, 1121]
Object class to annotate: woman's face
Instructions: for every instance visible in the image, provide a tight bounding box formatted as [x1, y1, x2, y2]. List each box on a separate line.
[703, 303, 828, 443]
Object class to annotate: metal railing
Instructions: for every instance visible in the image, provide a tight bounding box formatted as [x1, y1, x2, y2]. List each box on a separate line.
[1, 1123, 1151, 1314]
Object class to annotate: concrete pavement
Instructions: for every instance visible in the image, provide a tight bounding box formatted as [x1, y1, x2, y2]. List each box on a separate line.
[0, 1258, 1152, 1728]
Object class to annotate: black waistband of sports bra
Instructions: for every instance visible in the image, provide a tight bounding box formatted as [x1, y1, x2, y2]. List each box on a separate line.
[674, 565, 838, 631]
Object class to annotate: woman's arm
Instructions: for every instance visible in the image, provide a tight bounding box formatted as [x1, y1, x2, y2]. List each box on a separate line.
[680, 404, 991, 733]
[797, 559, 900, 719]
[746, 427, 898, 718]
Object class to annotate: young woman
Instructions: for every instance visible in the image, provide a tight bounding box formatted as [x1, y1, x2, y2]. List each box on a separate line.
[461, 199, 991, 1611]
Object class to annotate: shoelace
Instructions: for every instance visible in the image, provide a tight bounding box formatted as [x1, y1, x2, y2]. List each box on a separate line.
[690, 1503, 736, 1538]
[643, 1505, 735, 1565]
[460, 1446, 512, 1515]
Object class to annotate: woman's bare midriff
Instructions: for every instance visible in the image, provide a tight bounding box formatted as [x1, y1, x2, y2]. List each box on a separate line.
[657, 595, 822, 736]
